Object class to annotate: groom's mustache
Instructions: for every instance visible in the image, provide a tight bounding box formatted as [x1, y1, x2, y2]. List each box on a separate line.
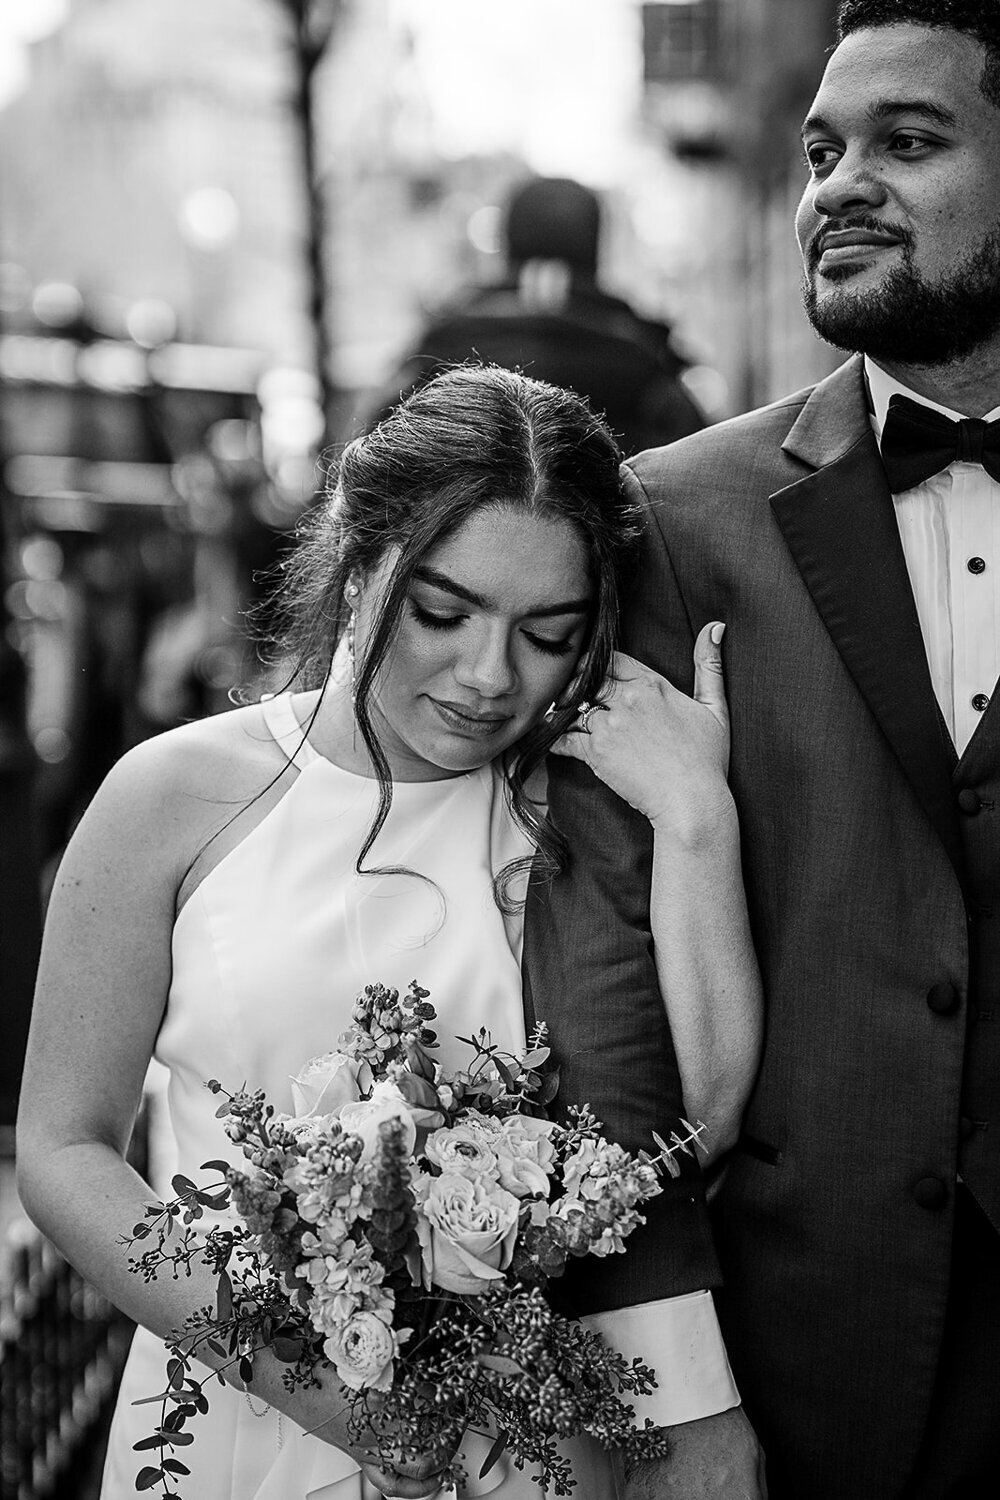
[808, 214, 913, 268]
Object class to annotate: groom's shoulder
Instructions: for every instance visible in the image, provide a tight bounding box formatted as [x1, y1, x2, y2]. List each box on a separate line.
[627, 380, 817, 490]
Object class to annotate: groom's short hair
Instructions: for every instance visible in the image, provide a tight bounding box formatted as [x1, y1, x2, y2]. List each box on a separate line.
[836, 0, 1000, 107]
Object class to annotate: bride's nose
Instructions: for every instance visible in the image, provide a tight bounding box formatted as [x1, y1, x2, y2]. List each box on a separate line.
[453, 623, 517, 697]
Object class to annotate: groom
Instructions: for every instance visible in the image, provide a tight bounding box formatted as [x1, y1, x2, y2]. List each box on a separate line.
[525, 2, 1000, 1496]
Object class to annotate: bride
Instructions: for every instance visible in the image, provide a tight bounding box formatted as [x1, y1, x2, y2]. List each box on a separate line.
[16, 365, 760, 1499]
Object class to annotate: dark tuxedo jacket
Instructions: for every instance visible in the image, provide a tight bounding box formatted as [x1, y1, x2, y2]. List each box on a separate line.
[523, 356, 1000, 1498]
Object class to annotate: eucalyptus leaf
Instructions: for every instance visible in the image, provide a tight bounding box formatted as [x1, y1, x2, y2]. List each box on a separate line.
[477, 1354, 523, 1375]
[161, 1459, 192, 1476]
[479, 1430, 510, 1478]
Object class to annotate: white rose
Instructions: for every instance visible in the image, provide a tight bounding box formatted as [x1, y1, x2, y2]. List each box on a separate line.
[495, 1115, 557, 1199]
[290, 1051, 371, 1119]
[415, 1171, 519, 1294]
[338, 1080, 417, 1162]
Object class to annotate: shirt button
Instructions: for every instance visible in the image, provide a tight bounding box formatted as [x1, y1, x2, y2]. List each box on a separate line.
[927, 982, 960, 1015]
[972, 693, 990, 712]
[967, 556, 987, 574]
[913, 1176, 948, 1211]
[957, 788, 982, 815]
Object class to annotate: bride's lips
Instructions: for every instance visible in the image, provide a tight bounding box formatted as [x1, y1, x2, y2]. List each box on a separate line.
[429, 699, 512, 737]
[815, 227, 902, 272]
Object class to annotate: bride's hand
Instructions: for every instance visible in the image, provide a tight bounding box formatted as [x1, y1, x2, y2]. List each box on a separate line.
[356, 1407, 456, 1499]
[310, 1386, 456, 1498]
[551, 622, 732, 837]
[358, 1458, 446, 1498]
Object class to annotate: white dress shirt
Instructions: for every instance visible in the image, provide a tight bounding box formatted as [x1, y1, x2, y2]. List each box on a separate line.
[585, 1289, 738, 1427]
[866, 357, 1000, 755]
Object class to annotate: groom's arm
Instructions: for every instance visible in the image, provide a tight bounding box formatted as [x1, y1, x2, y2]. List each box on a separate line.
[523, 463, 766, 1496]
[523, 462, 720, 1310]
[522, 757, 720, 1306]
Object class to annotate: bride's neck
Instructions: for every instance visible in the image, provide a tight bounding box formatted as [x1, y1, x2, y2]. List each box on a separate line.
[295, 681, 377, 777]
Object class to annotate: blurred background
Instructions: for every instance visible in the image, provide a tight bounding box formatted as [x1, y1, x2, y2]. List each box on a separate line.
[0, 1, 839, 1494]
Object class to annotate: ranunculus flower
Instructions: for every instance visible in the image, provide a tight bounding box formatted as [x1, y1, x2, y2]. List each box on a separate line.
[495, 1115, 557, 1199]
[323, 1307, 398, 1392]
[338, 1081, 417, 1162]
[415, 1171, 519, 1294]
[290, 1051, 371, 1119]
[424, 1119, 501, 1181]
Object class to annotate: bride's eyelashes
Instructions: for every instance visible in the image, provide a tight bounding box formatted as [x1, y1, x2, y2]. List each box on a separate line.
[407, 599, 576, 658]
[407, 599, 471, 635]
[523, 632, 576, 658]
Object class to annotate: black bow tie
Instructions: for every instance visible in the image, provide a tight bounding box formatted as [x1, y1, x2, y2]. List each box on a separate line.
[879, 393, 1000, 492]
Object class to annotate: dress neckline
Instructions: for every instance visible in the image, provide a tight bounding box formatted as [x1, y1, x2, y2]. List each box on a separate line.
[259, 691, 321, 771]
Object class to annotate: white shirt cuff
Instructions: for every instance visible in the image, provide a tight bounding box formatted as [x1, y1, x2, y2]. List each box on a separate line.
[581, 1290, 740, 1428]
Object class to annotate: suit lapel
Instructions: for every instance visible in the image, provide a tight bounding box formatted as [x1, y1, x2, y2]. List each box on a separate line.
[770, 357, 964, 880]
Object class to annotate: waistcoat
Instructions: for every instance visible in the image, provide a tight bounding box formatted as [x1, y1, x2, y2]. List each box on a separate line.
[954, 699, 1000, 1230]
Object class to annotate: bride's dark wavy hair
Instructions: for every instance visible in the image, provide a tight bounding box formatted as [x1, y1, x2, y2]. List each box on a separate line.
[255, 363, 639, 907]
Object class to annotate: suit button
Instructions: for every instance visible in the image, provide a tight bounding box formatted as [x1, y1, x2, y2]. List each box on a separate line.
[972, 692, 990, 712]
[927, 982, 960, 1015]
[957, 788, 982, 814]
[913, 1176, 948, 1211]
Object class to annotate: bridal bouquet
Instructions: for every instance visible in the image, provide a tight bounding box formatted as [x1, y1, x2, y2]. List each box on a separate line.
[126, 981, 706, 1496]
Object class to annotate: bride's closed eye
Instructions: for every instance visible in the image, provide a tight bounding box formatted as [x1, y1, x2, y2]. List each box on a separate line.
[521, 630, 576, 657]
[407, 600, 575, 657]
[408, 599, 465, 632]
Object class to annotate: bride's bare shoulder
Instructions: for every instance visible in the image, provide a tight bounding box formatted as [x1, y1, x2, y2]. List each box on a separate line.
[117, 700, 289, 801]
[78, 699, 300, 876]
[47, 699, 301, 909]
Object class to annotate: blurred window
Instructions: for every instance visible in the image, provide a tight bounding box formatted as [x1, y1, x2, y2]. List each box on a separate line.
[642, 1, 723, 83]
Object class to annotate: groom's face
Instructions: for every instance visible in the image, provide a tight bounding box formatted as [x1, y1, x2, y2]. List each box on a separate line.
[795, 22, 1000, 365]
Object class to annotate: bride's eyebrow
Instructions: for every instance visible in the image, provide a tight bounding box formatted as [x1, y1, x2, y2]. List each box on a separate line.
[410, 566, 485, 606]
[411, 565, 590, 618]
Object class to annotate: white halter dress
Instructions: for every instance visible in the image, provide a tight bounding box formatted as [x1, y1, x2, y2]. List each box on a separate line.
[99, 693, 615, 1499]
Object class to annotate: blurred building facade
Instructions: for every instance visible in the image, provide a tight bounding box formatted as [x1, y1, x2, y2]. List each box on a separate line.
[0, 0, 314, 362]
[3, 1, 844, 428]
[638, 0, 840, 413]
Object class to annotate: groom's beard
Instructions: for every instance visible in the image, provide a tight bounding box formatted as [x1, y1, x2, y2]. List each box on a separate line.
[802, 216, 1000, 365]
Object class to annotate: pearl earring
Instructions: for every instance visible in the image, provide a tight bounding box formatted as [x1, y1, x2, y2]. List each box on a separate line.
[344, 584, 360, 701]
[346, 612, 357, 700]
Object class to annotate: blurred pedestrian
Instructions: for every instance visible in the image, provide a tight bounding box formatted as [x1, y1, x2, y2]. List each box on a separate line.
[525, 1, 1000, 1496]
[363, 176, 708, 454]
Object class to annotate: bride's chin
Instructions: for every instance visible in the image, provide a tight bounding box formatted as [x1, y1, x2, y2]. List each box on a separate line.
[423, 742, 493, 775]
